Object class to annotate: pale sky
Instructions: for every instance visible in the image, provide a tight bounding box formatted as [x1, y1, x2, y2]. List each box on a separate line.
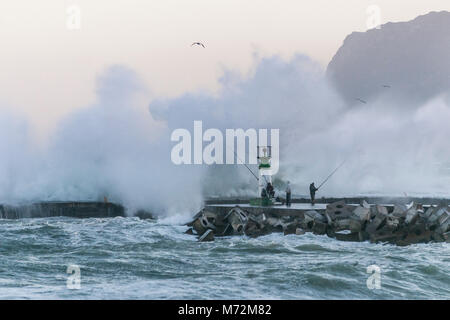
[0, 0, 449, 137]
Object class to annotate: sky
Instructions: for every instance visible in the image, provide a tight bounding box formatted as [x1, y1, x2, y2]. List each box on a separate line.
[0, 0, 449, 138]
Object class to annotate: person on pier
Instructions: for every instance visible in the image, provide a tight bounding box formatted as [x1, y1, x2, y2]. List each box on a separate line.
[285, 181, 292, 207]
[310, 182, 319, 205]
[266, 182, 275, 198]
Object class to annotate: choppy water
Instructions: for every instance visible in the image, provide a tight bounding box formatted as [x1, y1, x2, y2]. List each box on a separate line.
[0, 216, 448, 299]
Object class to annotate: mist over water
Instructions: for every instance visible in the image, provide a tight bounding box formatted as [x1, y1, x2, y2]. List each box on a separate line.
[0, 53, 450, 216]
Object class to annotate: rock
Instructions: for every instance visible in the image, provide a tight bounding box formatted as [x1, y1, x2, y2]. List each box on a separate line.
[369, 205, 388, 220]
[431, 232, 445, 242]
[249, 213, 267, 226]
[335, 219, 362, 232]
[443, 231, 450, 242]
[221, 223, 233, 236]
[335, 232, 360, 242]
[439, 215, 450, 233]
[303, 210, 326, 230]
[369, 230, 399, 244]
[244, 221, 259, 237]
[266, 217, 285, 232]
[326, 200, 345, 210]
[301, 211, 325, 234]
[134, 209, 155, 219]
[405, 207, 419, 225]
[324, 211, 333, 225]
[326, 201, 353, 221]
[305, 210, 326, 222]
[386, 215, 400, 229]
[396, 224, 432, 245]
[426, 206, 448, 231]
[436, 208, 450, 231]
[435, 207, 449, 223]
[392, 204, 408, 218]
[326, 227, 335, 238]
[361, 200, 370, 209]
[406, 201, 415, 210]
[312, 220, 327, 235]
[192, 212, 217, 236]
[198, 229, 214, 242]
[423, 206, 435, 219]
[192, 217, 207, 236]
[283, 220, 300, 235]
[187, 209, 205, 226]
[365, 209, 388, 234]
[186, 200, 450, 246]
[352, 206, 371, 222]
[375, 205, 388, 215]
[225, 207, 248, 234]
[203, 210, 221, 226]
[369, 209, 423, 244]
[245, 215, 272, 237]
[358, 230, 370, 241]
[245, 212, 293, 236]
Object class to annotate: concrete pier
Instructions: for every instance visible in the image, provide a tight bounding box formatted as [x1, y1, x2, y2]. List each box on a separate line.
[0, 201, 125, 219]
[205, 196, 450, 206]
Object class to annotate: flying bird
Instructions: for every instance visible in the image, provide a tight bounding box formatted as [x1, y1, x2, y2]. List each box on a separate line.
[355, 98, 367, 104]
[191, 42, 206, 48]
[382, 84, 391, 88]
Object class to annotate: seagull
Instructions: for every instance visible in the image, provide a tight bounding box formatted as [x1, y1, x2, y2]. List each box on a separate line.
[355, 98, 367, 104]
[191, 42, 206, 48]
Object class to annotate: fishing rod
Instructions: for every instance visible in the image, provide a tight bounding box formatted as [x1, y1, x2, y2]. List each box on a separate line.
[227, 147, 260, 182]
[317, 158, 347, 190]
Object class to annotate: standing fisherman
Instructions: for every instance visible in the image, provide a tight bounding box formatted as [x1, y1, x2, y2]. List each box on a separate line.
[308, 158, 348, 206]
[285, 181, 292, 207]
[266, 182, 275, 198]
[309, 182, 319, 205]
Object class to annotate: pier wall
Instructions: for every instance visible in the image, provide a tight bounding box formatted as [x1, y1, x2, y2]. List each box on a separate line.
[0, 202, 125, 219]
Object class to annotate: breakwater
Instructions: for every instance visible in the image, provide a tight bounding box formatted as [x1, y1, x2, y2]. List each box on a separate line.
[0, 201, 125, 219]
[188, 199, 450, 246]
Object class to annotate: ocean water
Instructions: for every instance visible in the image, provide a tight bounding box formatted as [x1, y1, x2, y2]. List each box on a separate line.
[0, 216, 448, 299]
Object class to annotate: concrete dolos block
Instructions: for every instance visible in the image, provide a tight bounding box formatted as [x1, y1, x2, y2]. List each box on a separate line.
[198, 229, 214, 242]
[225, 207, 248, 234]
[353, 206, 371, 222]
[326, 201, 354, 221]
